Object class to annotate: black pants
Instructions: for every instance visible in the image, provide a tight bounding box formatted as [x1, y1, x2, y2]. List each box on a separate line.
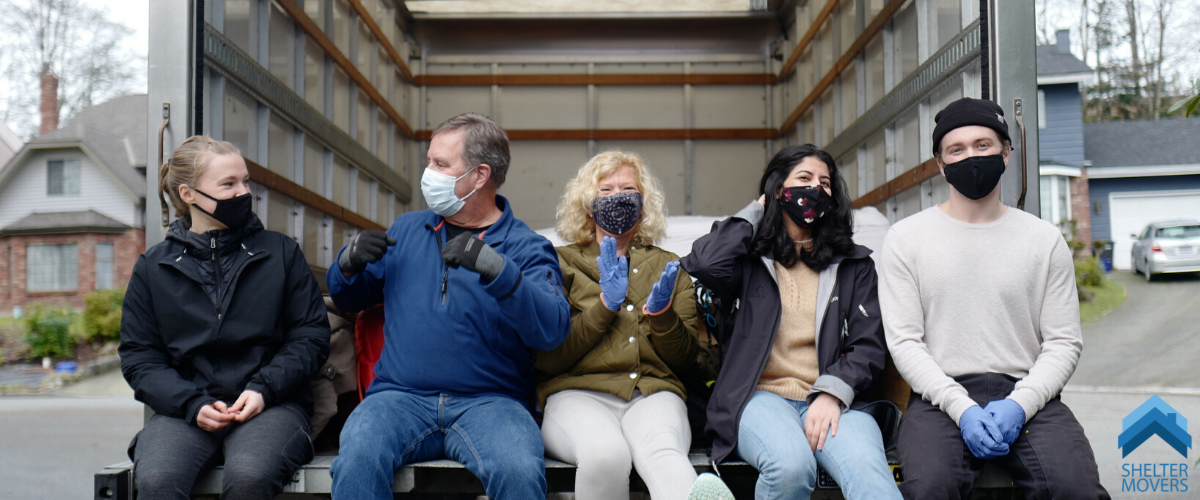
[128, 401, 314, 500]
[897, 373, 1109, 500]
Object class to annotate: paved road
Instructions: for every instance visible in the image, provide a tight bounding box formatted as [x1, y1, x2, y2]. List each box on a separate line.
[1070, 271, 1200, 388]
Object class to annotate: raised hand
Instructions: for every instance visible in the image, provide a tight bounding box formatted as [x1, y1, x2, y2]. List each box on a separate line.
[339, 230, 396, 275]
[644, 261, 680, 314]
[441, 231, 505, 283]
[597, 236, 628, 311]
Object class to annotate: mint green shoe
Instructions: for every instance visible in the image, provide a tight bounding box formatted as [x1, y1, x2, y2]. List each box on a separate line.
[687, 472, 734, 500]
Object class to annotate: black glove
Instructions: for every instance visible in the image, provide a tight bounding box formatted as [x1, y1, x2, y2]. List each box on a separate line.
[441, 231, 505, 283]
[338, 230, 396, 275]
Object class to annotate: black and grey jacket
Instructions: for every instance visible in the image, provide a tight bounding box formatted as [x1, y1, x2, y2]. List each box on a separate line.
[681, 201, 895, 464]
[119, 215, 330, 424]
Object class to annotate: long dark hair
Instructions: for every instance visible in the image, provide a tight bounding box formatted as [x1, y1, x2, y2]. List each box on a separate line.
[750, 144, 855, 271]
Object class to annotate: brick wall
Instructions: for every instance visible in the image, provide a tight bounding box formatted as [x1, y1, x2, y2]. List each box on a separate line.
[1070, 169, 1092, 256]
[0, 228, 144, 313]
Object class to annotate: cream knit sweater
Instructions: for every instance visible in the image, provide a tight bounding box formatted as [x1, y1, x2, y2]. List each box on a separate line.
[756, 258, 821, 401]
[878, 206, 1082, 425]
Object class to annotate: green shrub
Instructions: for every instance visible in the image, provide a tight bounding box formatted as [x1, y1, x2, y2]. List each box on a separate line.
[1075, 257, 1105, 290]
[83, 289, 125, 343]
[22, 304, 76, 359]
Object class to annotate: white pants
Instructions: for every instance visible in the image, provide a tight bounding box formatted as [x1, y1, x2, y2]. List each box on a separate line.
[542, 389, 697, 500]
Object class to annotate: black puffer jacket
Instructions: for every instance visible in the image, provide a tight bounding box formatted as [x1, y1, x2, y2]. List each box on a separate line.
[680, 204, 897, 464]
[119, 215, 330, 423]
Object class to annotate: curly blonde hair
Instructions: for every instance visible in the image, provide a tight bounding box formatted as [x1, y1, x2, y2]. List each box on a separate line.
[555, 150, 668, 247]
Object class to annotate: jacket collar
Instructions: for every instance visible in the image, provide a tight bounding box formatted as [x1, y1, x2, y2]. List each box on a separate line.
[424, 195, 517, 245]
[165, 214, 265, 260]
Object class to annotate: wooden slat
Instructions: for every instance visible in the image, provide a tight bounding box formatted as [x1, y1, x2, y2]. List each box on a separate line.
[413, 74, 777, 86]
[781, 0, 906, 135]
[852, 157, 940, 208]
[414, 129, 780, 141]
[346, 0, 415, 84]
[245, 158, 385, 231]
[276, 0, 414, 138]
[777, 0, 840, 79]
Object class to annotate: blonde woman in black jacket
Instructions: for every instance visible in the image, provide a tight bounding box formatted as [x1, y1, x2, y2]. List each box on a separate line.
[119, 136, 329, 500]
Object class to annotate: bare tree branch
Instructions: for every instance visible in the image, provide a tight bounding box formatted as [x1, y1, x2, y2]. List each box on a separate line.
[0, 0, 142, 140]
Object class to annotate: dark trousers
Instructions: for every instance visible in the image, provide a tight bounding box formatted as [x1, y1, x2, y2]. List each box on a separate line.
[128, 401, 314, 500]
[897, 373, 1109, 500]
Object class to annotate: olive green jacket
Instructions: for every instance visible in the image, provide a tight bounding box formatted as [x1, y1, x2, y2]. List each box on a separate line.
[534, 240, 699, 407]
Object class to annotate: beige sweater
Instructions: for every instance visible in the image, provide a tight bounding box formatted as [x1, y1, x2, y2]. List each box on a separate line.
[878, 206, 1082, 425]
[756, 258, 820, 401]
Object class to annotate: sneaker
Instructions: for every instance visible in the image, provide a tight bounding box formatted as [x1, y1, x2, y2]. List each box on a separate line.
[687, 472, 734, 500]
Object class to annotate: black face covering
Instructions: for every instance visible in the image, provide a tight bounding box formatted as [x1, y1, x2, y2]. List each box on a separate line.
[778, 185, 835, 229]
[943, 154, 1006, 200]
[591, 192, 643, 236]
[192, 188, 253, 229]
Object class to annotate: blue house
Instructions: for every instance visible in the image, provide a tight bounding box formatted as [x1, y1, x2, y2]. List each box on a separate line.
[1085, 119, 1200, 270]
[1036, 30, 1094, 248]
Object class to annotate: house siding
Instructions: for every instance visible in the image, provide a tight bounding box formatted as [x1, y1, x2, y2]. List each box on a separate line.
[1038, 84, 1086, 167]
[0, 149, 138, 230]
[1088, 175, 1200, 241]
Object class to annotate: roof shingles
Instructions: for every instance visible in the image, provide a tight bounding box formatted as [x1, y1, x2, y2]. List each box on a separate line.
[1084, 118, 1200, 168]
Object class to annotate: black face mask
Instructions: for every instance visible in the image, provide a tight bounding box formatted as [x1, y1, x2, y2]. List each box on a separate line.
[192, 188, 253, 229]
[778, 185, 835, 229]
[591, 192, 643, 236]
[943, 154, 1006, 200]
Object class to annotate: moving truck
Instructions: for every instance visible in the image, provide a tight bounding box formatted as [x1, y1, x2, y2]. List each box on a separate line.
[96, 1, 1040, 498]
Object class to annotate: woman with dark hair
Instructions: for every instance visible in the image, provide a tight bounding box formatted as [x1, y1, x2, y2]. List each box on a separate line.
[681, 145, 900, 500]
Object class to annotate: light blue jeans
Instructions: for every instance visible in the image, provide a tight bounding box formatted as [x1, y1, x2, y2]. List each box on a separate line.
[330, 389, 546, 500]
[736, 391, 901, 500]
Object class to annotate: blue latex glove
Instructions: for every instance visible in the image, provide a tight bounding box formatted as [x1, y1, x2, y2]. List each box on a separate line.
[597, 236, 628, 311]
[984, 398, 1026, 447]
[645, 261, 680, 314]
[959, 405, 1010, 459]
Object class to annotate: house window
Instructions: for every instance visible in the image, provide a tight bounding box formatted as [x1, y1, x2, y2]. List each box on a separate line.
[1037, 90, 1047, 129]
[95, 243, 114, 290]
[27, 244, 78, 292]
[47, 159, 81, 195]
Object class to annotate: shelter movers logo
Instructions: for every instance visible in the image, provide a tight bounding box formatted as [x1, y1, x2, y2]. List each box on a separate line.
[1119, 395, 1192, 493]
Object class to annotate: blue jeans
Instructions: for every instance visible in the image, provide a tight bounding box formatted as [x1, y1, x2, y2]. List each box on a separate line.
[736, 391, 901, 500]
[331, 389, 546, 500]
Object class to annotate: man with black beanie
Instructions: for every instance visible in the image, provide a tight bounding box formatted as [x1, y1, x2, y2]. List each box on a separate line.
[877, 97, 1109, 499]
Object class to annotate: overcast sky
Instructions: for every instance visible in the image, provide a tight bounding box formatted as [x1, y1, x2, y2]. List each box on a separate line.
[90, 0, 149, 71]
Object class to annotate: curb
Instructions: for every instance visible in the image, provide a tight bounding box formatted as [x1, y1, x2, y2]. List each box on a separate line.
[0, 354, 121, 395]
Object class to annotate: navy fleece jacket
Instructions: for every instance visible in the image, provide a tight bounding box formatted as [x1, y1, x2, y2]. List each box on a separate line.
[327, 196, 570, 407]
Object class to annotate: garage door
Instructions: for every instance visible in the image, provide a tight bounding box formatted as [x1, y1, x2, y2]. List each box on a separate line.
[1110, 190, 1200, 269]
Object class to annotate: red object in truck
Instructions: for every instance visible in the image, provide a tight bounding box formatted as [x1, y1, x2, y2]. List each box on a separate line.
[354, 305, 386, 401]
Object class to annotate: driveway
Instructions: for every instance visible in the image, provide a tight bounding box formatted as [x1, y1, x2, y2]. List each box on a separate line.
[1070, 271, 1200, 389]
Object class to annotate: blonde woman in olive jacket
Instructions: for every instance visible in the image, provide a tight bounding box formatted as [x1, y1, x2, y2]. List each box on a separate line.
[535, 151, 701, 500]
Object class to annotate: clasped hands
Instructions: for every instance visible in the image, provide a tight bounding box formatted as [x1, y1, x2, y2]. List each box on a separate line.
[596, 236, 678, 313]
[960, 399, 1025, 459]
[196, 390, 265, 432]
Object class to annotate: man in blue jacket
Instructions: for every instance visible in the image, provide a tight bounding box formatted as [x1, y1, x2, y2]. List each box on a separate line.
[327, 112, 570, 499]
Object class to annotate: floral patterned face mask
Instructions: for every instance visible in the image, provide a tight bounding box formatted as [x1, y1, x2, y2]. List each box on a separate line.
[778, 185, 834, 229]
[591, 192, 643, 236]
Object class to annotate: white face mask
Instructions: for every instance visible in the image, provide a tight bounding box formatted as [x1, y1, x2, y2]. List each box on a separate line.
[421, 165, 478, 217]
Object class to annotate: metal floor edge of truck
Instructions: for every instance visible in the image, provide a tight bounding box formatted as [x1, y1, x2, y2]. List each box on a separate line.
[96, 451, 1021, 499]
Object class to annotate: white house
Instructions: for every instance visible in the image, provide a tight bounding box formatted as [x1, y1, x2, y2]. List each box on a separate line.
[0, 94, 147, 311]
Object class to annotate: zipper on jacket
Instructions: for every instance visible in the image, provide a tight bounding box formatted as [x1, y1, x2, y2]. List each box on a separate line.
[211, 237, 224, 319]
[429, 222, 450, 305]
